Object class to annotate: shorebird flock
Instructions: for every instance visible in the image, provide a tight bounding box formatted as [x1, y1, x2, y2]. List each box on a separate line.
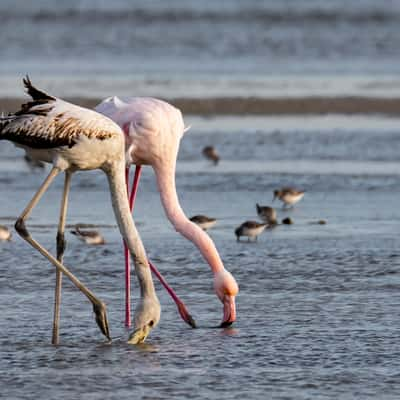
[199, 146, 307, 241]
[188, 186, 305, 243]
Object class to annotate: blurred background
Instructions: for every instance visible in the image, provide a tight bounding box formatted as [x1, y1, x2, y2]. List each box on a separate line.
[0, 0, 400, 100]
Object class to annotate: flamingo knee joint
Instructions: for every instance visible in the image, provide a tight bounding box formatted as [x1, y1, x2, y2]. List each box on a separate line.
[15, 218, 29, 238]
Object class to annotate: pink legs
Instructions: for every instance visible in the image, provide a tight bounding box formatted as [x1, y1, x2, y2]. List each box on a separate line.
[124, 165, 196, 328]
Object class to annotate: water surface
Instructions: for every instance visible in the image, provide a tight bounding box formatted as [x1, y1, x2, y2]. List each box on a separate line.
[1, 115, 400, 399]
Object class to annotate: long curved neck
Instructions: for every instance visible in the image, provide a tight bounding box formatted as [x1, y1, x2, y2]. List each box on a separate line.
[154, 160, 224, 275]
[106, 160, 156, 298]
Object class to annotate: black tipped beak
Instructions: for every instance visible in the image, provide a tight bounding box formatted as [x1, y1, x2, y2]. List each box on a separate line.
[219, 321, 234, 328]
[177, 302, 197, 328]
[93, 302, 111, 341]
[187, 314, 197, 329]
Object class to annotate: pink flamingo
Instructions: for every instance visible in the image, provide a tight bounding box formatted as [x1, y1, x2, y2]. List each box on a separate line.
[95, 96, 239, 328]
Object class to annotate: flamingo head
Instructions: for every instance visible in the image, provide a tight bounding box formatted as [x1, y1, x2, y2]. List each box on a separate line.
[214, 269, 239, 327]
[128, 295, 161, 344]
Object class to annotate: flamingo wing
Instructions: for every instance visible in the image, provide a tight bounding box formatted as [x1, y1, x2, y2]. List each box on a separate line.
[0, 78, 122, 149]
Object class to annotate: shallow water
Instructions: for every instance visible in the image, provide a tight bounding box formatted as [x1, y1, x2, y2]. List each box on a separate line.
[1, 115, 400, 399]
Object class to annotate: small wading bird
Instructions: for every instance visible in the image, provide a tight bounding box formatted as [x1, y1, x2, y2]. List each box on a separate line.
[273, 187, 305, 209]
[235, 221, 267, 242]
[0, 225, 12, 241]
[202, 145, 220, 165]
[0, 77, 160, 344]
[24, 153, 45, 170]
[70, 225, 106, 245]
[189, 215, 217, 231]
[256, 204, 277, 226]
[96, 96, 238, 329]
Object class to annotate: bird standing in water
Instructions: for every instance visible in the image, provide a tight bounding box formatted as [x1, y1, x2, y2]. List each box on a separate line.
[0, 77, 160, 345]
[235, 221, 267, 242]
[96, 96, 238, 328]
[273, 188, 305, 209]
[24, 153, 45, 170]
[70, 225, 106, 245]
[202, 145, 220, 165]
[256, 204, 277, 226]
[0, 225, 12, 241]
[189, 215, 217, 231]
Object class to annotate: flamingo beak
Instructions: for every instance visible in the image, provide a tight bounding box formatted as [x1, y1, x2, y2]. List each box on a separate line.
[177, 302, 197, 328]
[220, 294, 236, 328]
[127, 325, 151, 344]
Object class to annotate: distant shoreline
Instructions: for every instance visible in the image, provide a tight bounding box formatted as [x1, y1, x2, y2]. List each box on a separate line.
[1, 96, 400, 116]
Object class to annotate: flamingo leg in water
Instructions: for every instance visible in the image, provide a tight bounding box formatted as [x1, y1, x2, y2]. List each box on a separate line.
[52, 171, 72, 345]
[124, 167, 132, 327]
[127, 165, 196, 328]
[123, 165, 149, 327]
[15, 167, 111, 340]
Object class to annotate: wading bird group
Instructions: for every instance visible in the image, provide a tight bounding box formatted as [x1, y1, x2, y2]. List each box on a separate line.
[0, 77, 238, 345]
[200, 144, 306, 241]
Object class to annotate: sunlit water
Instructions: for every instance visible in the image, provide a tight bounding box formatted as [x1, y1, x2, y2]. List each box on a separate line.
[1, 115, 400, 399]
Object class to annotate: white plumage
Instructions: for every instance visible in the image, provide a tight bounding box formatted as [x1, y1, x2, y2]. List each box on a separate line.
[0, 77, 161, 345]
[96, 96, 189, 166]
[1, 84, 123, 171]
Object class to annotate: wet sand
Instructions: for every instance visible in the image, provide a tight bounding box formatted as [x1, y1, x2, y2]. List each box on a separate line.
[2, 96, 400, 116]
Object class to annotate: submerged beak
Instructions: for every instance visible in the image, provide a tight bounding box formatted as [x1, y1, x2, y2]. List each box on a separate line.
[127, 325, 151, 344]
[177, 302, 197, 328]
[220, 294, 236, 328]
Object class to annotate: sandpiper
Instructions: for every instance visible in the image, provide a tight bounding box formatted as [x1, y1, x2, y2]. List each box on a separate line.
[256, 204, 277, 225]
[234, 221, 267, 242]
[70, 225, 105, 245]
[0, 225, 12, 241]
[273, 187, 305, 208]
[189, 215, 217, 231]
[202, 146, 220, 165]
[24, 153, 45, 170]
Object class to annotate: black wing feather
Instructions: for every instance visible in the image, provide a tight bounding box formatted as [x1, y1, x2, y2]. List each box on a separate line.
[23, 75, 55, 101]
[13, 77, 56, 117]
[0, 130, 76, 149]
